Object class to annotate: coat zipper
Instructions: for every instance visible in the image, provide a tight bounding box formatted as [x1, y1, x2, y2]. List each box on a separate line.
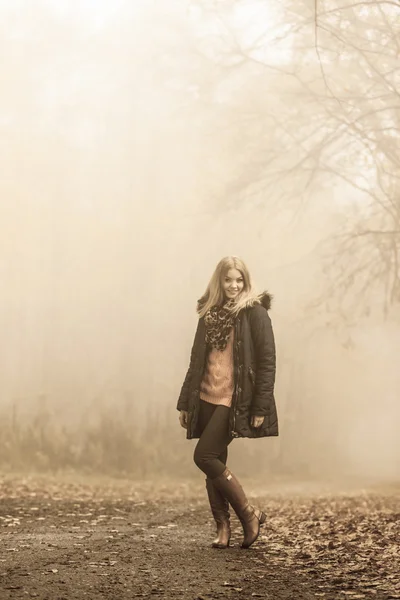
[231, 319, 240, 438]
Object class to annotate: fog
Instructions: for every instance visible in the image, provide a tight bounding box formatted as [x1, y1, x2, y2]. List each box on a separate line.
[1, 0, 399, 482]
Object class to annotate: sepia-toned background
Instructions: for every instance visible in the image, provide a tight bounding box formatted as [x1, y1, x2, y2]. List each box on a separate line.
[1, 0, 399, 482]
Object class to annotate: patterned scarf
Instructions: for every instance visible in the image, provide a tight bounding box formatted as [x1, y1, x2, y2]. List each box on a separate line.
[204, 298, 237, 351]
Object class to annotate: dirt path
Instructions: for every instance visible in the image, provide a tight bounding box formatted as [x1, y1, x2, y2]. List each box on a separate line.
[0, 474, 399, 600]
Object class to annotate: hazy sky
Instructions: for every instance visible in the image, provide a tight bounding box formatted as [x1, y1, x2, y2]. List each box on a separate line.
[1, 0, 399, 481]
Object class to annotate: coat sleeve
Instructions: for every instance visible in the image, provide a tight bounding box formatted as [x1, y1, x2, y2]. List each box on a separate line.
[249, 306, 276, 417]
[176, 319, 201, 412]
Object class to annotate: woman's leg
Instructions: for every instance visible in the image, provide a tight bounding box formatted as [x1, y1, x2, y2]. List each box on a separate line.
[194, 400, 233, 548]
[218, 447, 228, 467]
[193, 401, 232, 479]
[210, 467, 267, 549]
[194, 401, 266, 549]
[196, 399, 229, 465]
[195, 398, 217, 437]
[194, 402, 266, 549]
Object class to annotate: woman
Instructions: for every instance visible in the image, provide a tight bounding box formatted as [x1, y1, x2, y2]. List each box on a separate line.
[177, 256, 278, 550]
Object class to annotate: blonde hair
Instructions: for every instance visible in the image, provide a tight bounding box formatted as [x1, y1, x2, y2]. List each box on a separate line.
[197, 256, 261, 317]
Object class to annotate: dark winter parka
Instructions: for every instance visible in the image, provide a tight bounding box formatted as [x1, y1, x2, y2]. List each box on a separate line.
[176, 292, 278, 440]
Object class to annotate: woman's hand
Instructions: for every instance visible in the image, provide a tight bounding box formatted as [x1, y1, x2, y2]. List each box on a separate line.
[251, 415, 264, 428]
[179, 410, 188, 429]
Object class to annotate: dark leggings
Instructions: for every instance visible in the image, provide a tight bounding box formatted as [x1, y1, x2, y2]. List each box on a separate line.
[193, 400, 233, 479]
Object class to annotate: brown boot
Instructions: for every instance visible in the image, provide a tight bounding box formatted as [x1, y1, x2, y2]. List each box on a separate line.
[210, 467, 266, 549]
[205, 477, 231, 549]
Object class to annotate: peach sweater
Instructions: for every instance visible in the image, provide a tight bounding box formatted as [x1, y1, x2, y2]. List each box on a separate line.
[199, 328, 234, 408]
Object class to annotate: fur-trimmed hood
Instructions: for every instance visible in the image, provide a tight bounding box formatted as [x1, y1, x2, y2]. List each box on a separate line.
[257, 291, 273, 311]
[241, 290, 273, 311]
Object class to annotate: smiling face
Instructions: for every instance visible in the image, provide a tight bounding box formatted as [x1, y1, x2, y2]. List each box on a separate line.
[222, 268, 245, 300]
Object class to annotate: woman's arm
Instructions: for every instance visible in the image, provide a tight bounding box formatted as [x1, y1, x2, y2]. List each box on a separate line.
[176, 319, 201, 412]
[249, 305, 276, 417]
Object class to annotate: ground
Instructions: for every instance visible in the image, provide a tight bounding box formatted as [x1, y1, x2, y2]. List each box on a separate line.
[0, 473, 399, 600]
